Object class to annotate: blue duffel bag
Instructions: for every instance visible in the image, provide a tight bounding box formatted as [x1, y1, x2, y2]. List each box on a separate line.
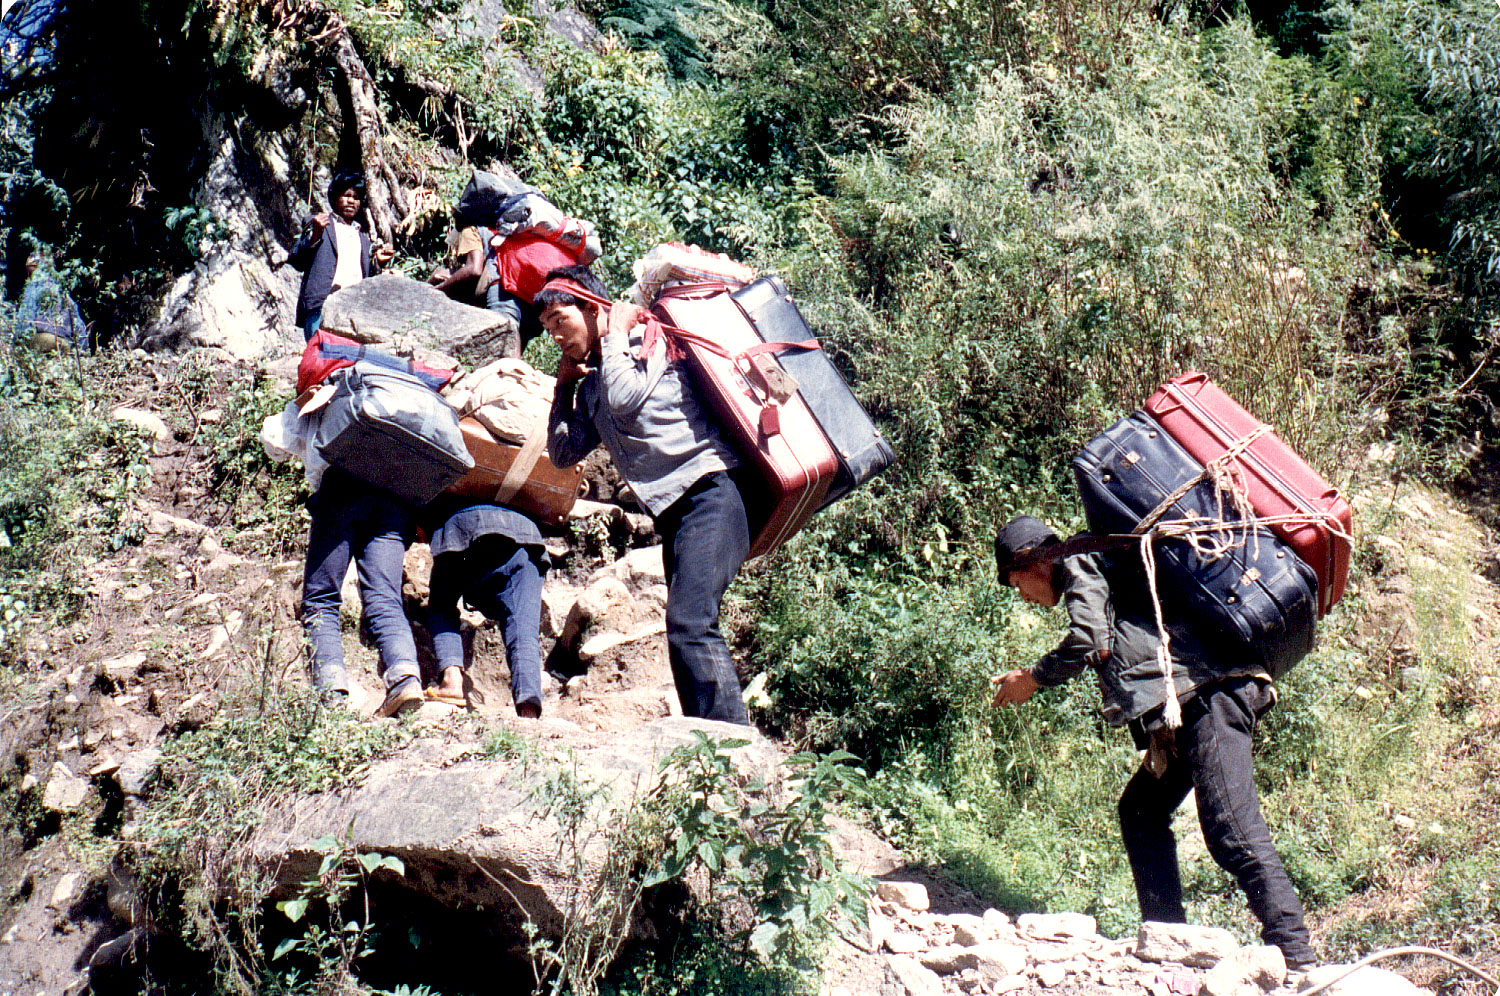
[1072, 411, 1317, 679]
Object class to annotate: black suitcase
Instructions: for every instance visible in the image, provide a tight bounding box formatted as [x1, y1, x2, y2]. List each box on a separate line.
[731, 276, 895, 507]
[1072, 412, 1317, 678]
[312, 363, 475, 505]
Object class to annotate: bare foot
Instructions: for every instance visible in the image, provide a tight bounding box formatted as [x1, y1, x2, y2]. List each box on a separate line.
[436, 665, 465, 699]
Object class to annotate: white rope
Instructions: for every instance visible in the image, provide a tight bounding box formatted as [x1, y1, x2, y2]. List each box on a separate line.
[1125, 424, 1341, 729]
[1297, 945, 1500, 996]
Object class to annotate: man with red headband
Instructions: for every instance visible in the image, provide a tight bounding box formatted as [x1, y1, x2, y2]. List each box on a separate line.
[539, 264, 755, 725]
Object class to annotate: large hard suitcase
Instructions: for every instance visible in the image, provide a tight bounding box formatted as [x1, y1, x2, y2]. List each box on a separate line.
[651, 286, 840, 559]
[1072, 412, 1318, 678]
[444, 417, 584, 526]
[311, 363, 474, 505]
[731, 276, 895, 507]
[1143, 372, 1352, 616]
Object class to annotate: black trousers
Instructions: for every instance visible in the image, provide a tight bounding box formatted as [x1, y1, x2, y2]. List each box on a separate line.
[1118, 676, 1314, 964]
[657, 470, 753, 725]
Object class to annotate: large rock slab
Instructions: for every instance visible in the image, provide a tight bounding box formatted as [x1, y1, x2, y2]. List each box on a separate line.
[143, 248, 301, 359]
[1298, 964, 1433, 995]
[250, 719, 786, 943]
[319, 273, 512, 363]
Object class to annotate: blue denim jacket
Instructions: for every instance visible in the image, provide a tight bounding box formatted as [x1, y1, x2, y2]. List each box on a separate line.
[548, 327, 737, 516]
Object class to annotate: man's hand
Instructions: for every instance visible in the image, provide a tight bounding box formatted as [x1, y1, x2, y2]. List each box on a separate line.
[606, 301, 646, 338]
[373, 242, 395, 265]
[990, 668, 1039, 708]
[309, 212, 331, 238]
[556, 356, 593, 385]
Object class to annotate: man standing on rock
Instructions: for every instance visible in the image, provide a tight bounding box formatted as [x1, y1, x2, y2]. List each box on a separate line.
[290, 172, 393, 340]
[988, 515, 1318, 970]
[539, 264, 756, 725]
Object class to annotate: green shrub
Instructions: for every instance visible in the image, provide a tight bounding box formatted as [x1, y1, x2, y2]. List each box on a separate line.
[0, 348, 152, 661]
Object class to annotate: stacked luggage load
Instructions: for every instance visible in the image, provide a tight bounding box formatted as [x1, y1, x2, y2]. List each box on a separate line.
[1072, 372, 1353, 678]
[639, 245, 895, 558]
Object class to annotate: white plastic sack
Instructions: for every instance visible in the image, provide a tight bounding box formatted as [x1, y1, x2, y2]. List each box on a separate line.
[259, 400, 330, 491]
[627, 242, 757, 306]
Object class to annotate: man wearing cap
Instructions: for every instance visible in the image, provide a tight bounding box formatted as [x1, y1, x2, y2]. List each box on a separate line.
[990, 516, 1317, 970]
[290, 172, 394, 341]
[538, 263, 755, 725]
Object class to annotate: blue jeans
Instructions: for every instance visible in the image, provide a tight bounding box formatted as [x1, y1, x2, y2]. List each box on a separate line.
[301, 309, 323, 342]
[1118, 676, 1314, 964]
[301, 469, 419, 692]
[429, 538, 546, 712]
[657, 470, 753, 724]
[483, 284, 542, 359]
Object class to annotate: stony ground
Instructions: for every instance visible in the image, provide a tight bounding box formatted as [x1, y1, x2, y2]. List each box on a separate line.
[2, 349, 1496, 996]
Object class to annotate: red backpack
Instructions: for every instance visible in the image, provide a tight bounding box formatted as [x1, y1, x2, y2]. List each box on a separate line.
[297, 329, 457, 395]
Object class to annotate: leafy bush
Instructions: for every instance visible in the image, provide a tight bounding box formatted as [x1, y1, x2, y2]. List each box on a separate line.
[0, 348, 151, 660]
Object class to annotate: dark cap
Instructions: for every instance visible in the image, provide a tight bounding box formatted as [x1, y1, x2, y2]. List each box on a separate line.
[994, 516, 1059, 584]
[328, 171, 366, 200]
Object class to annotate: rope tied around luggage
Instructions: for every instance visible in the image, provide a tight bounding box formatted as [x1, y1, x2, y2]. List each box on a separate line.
[1011, 425, 1355, 729]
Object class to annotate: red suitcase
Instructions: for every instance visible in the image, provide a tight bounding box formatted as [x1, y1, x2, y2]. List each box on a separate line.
[652, 286, 839, 559]
[1143, 371, 1353, 616]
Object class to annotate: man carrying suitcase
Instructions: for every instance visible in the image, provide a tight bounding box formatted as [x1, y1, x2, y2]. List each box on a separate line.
[539, 264, 755, 725]
[988, 515, 1318, 970]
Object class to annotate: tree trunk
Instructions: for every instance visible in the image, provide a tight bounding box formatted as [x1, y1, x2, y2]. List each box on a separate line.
[329, 30, 407, 245]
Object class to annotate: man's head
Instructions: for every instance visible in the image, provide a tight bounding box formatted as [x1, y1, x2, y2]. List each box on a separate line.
[536, 264, 608, 363]
[328, 172, 366, 223]
[995, 516, 1062, 607]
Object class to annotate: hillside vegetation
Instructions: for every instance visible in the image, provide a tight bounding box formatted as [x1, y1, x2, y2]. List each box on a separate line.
[2, 0, 1498, 994]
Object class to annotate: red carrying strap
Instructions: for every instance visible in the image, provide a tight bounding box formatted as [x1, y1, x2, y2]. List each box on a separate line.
[537, 277, 823, 366]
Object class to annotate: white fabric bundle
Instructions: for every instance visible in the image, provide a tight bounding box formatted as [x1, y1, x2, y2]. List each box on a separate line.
[627, 242, 757, 306]
[260, 401, 330, 490]
[443, 358, 554, 445]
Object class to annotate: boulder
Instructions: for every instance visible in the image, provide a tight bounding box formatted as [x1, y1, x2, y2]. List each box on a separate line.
[42, 762, 89, 812]
[318, 273, 512, 363]
[249, 719, 787, 946]
[1203, 945, 1286, 995]
[885, 955, 944, 996]
[965, 941, 1029, 979]
[1298, 965, 1432, 996]
[1018, 911, 1097, 939]
[112, 408, 172, 442]
[876, 881, 931, 912]
[1136, 921, 1241, 968]
[917, 946, 968, 975]
[143, 248, 301, 359]
[114, 748, 164, 797]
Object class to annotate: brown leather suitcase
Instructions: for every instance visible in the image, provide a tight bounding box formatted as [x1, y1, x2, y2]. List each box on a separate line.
[652, 286, 839, 559]
[444, 417, 584, 526]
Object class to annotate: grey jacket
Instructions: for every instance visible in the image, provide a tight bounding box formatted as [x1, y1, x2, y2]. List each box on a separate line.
[1031, 552, 1266, 726]
[548, 326, 737, 517]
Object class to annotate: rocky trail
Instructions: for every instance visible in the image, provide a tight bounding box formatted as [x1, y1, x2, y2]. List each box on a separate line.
[2, 327, 1492, 996]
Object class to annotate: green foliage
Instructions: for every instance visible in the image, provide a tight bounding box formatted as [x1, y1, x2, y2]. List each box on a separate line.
[336, 0, 543, 157]
[140, 688, 410, 853]
[270, 835, 408, 994]
[185, 362, 312, 556]
[525, 39, 797, 282]
[645, 732, 870, 965]
[0, 349, 151, 660]
[600, 922, 812, 996]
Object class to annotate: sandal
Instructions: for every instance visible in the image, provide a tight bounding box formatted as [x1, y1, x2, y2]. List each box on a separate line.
[375, 678, 425, 718]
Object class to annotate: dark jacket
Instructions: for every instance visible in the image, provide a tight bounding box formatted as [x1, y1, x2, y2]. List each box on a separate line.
[289, 218, 376, 324]
[423, 498, 548, 560]
[1031, 552, 1266, 727]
